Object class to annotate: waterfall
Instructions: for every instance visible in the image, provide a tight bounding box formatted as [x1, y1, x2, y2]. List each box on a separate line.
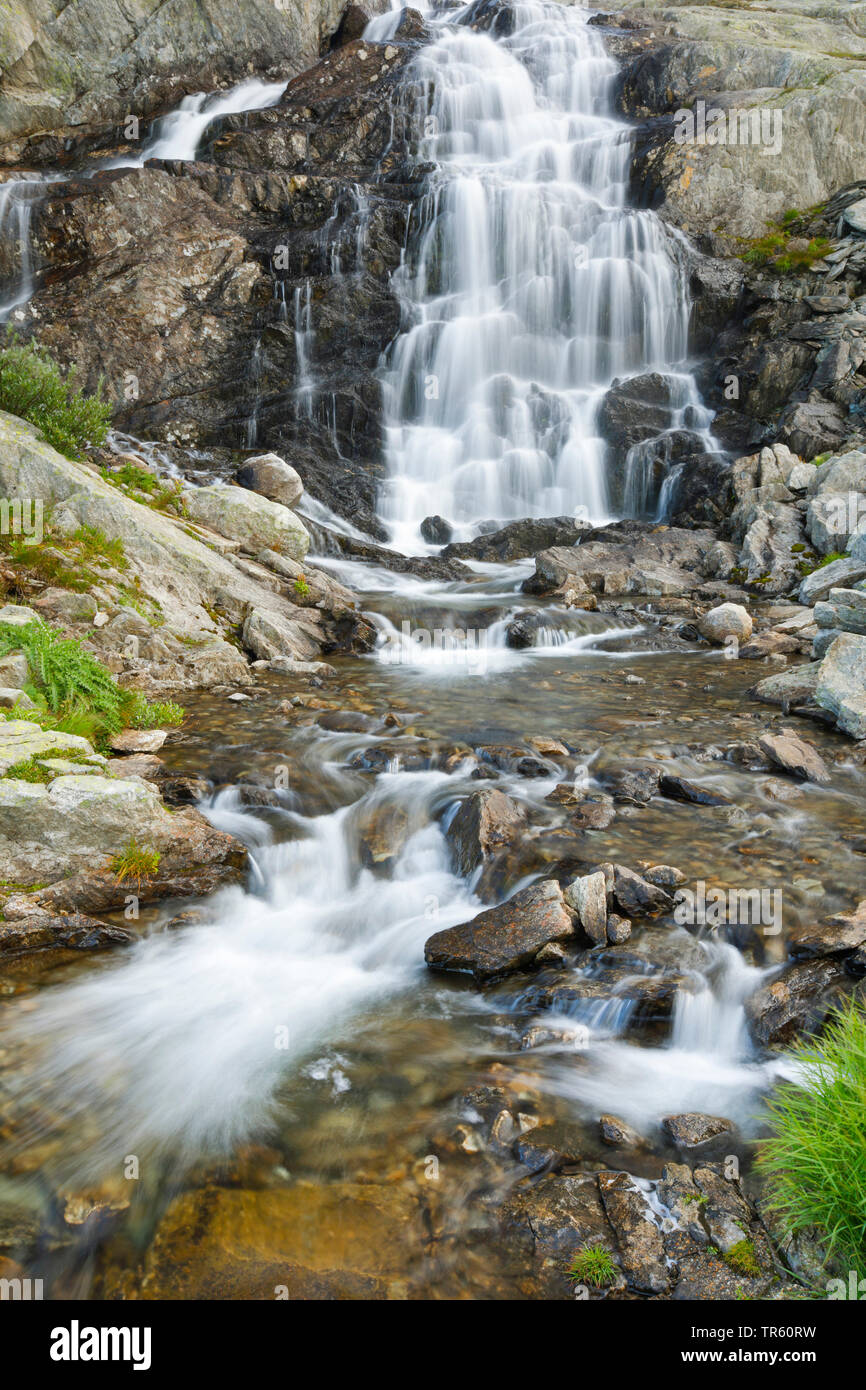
[375, 1, 697, 550]
[0, 78, 288, 324]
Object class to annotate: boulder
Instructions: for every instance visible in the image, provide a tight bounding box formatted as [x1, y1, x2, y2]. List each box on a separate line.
[184, 483, 309, 560]
[235, 453, 304, 509]
[799, 556, 866, 605]
[241, 608, 321, 663]
[424, 879, 575, 982]
[698, 602, 753, 644]
[815, 633, 866, 737]
[564, 871, 608, 945]
[445, 788, 527, 878]
[751, 662, 822, 708]
[443, 516, 590, 563]
[420, 515, 453, 545]
[757, 729, 830, 784]
[745, 957, 852, 1046]
[661, 1113, 734, 1150]
[788, 901, 866, 960]
[611, 864, 673, 916]
[658, 774, 732, 807]
[0, 652, 29, 687]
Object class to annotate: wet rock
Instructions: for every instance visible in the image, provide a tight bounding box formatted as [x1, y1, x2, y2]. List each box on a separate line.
[757, 729, 830, 783]
[564, 871, 608, 945]
[788, 900, 866, 960]
[443, 515, 590, 563]
[514, 1121, 586, 1174]
[139, 1182, 422, 1299]
[424, 879, 575, 983]
[235, 453, 303, 509]
[420, 515, 452, 545]
[596, 763, 660, 804]
[745, 957, 853, 1046]
[661, 1113, 734, 1151]
[524, 521, 716, 598]
[658, 774, 732, 807]
[0, 904, 133, 958]
[597, 1171, 669, 1295]
[475, 745, 549, 778]
[698, 602, 753, 645]
[815, 633, 866, 737]
[606, 914, 632, 944]
[446, 788, 527, 877]
[569, 798, 616, 831]
[353, 800, 412, 870]
[241, 607, 321, 664]
[496, 1172, 617, 1296]
[599, 1115, 645, 1150]
[611, 864, 673, 917]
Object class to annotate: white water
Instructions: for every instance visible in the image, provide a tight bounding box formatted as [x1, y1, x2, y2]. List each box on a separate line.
[376, 1, 695, 550]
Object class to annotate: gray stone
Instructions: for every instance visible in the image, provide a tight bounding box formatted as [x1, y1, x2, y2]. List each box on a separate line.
[235, 453, 304, 509]
[815, 633, 866, 737]
[799, 556, 866, 605]
[564, 871, 608, 944]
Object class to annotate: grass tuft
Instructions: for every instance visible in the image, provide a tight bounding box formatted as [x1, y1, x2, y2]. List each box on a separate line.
[110, 836, 161, 889]
[567, 1245, 617, 1288]
[756, 1001, 866, 1272]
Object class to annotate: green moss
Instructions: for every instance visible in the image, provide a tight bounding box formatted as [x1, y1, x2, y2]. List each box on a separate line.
[723, 1239, 762, 1278]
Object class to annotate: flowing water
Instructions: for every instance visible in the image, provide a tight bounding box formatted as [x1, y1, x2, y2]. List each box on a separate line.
[376, 1, 707, 548]
[0, 1, 861, 1300]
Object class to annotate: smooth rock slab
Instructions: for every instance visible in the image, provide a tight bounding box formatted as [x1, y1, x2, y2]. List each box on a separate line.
[184, 483, 309, 561]
[798, 556, 866, 605]
[757, 729, 830, 784]
[815, 633, 866, 737]
[788, 901, 866, 959]
[424, 878, 575, 982]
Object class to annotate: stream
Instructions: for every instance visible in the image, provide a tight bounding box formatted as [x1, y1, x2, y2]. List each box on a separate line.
[0, 0, 863, 1301]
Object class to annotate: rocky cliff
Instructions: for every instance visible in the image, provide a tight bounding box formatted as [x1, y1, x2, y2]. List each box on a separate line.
[0, 0, 363, 147]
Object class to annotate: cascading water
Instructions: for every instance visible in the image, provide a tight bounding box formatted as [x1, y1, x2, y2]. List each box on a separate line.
[375, 1, 698, 550]
[0, 78, 288, 323]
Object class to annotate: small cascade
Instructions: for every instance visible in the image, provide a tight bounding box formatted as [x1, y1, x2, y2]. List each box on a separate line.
[0, 78, 288, 325]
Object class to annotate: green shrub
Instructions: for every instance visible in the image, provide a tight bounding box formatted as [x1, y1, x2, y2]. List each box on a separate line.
[0, 334, 111, 458]
[756, 1002, 866, 1271]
